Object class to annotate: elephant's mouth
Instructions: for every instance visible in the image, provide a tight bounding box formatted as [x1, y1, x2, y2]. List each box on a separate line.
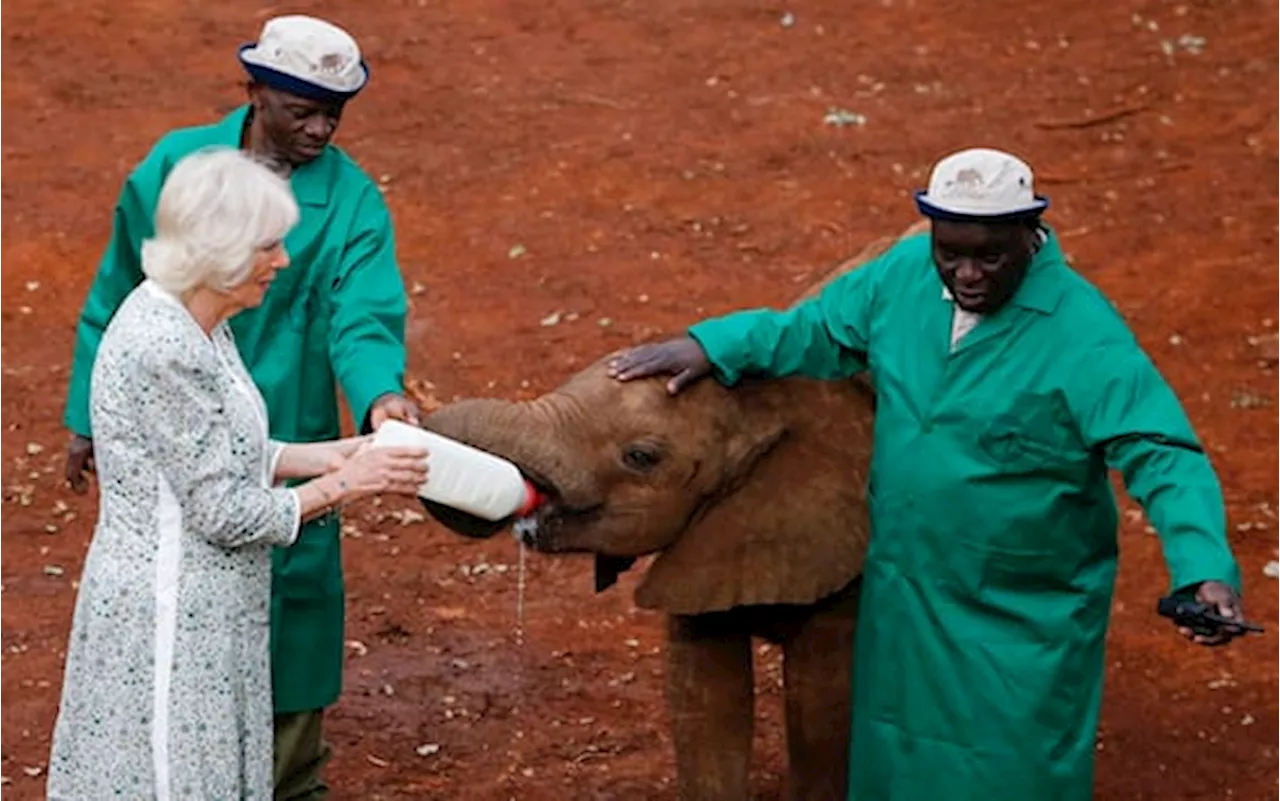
[510, 466, 603, 552]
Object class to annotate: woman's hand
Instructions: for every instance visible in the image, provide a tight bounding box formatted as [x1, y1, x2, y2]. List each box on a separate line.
[274, 436, 377, 482]
[332, 442, 429, 500]
[323, 435, 373, 473]
[294, 443, 428, 522]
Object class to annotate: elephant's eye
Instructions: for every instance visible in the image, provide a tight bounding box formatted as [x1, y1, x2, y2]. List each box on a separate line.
[621, 446, 662, 473]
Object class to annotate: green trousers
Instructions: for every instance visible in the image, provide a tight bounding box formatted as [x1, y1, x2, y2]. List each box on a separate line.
[274, 709, 332, 800]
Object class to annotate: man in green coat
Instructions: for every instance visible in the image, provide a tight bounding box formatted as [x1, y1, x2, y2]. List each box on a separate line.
[61, 15, 419, 799]
[608, 147, 1248, 800]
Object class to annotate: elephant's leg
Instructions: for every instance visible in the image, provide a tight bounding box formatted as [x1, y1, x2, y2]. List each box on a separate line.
[666, 612, 754, 801]
[781, 581, 860, 801]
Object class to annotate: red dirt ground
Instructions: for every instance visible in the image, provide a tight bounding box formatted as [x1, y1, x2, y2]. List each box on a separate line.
[2, 0, 1277, 798]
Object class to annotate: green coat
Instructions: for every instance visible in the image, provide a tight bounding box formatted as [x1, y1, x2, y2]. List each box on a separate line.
[689, 229, 1241, 800]
[63, 106, 409, 714]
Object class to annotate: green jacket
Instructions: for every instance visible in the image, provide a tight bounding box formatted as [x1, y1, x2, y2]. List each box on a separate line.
[689, 229, 1241, 801]
[63, 106, 409, 713]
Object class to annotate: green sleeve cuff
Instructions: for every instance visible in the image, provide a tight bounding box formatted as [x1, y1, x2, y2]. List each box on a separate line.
[688, 318, 748, 386]
[346, 376, 405, 434]
[1169, 557, 1243, 598]
[63, 401, 92, 440]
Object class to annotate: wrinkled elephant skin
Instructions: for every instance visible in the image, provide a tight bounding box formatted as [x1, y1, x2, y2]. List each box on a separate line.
[421, 225, 921, 800]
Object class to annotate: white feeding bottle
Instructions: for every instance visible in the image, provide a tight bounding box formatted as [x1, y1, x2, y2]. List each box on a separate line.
[371, 420, 543, 521]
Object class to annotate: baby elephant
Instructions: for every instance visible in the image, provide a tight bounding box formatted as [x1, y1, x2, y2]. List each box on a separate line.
[422, 230, 914, 800]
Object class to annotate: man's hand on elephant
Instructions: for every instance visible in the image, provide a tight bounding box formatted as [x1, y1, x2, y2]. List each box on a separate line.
[607, 337, 712, 395]
[1176, 581, 1247, 646]
[369, 392, 421, 429]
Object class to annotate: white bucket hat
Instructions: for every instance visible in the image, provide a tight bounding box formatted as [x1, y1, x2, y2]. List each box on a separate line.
[238, 15, 369, 103]
[914, 148, 1049, 221]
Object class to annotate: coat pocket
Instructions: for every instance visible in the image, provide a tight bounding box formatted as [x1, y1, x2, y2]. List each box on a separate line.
[976, 390, 1084, 475]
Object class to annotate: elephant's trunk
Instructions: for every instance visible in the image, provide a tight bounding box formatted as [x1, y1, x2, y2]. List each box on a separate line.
[424, 397, 532, 455]
[423, 396, 601, 511]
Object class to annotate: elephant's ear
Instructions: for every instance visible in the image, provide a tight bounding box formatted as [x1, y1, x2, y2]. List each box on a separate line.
[631, 222, 913, 614]
[634, 380, 872, 615]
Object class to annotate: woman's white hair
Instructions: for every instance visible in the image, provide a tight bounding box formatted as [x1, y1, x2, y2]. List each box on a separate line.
[141, 147, 300, 295]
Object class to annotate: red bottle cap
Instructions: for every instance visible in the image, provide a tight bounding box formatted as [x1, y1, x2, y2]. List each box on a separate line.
[516, 481, 545, 517]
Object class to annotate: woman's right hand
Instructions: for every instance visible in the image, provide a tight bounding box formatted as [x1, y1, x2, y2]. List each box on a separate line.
[333, 443, 428, 500]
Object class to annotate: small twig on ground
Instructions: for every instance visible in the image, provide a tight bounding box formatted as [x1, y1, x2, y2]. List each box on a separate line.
[1033, 104, 1151, 130]
[557, 93, 631, 110]
[1037, 161, 1190, 185]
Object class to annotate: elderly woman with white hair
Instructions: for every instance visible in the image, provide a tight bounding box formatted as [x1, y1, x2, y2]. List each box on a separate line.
[46, 147, 428, 800]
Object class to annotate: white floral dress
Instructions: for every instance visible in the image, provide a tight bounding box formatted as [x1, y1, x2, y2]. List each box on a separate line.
[47, 281, 302, 800]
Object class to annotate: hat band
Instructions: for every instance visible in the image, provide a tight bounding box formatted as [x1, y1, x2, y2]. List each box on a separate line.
[914, 190, 1049, 223]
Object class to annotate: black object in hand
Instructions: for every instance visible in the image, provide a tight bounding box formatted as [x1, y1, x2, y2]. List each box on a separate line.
[1156, 596, 1264, 637]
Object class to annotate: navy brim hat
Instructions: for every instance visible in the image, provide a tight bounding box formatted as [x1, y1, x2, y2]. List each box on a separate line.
[914, 148, 1051, 223]
[239, 44, 369, 104]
